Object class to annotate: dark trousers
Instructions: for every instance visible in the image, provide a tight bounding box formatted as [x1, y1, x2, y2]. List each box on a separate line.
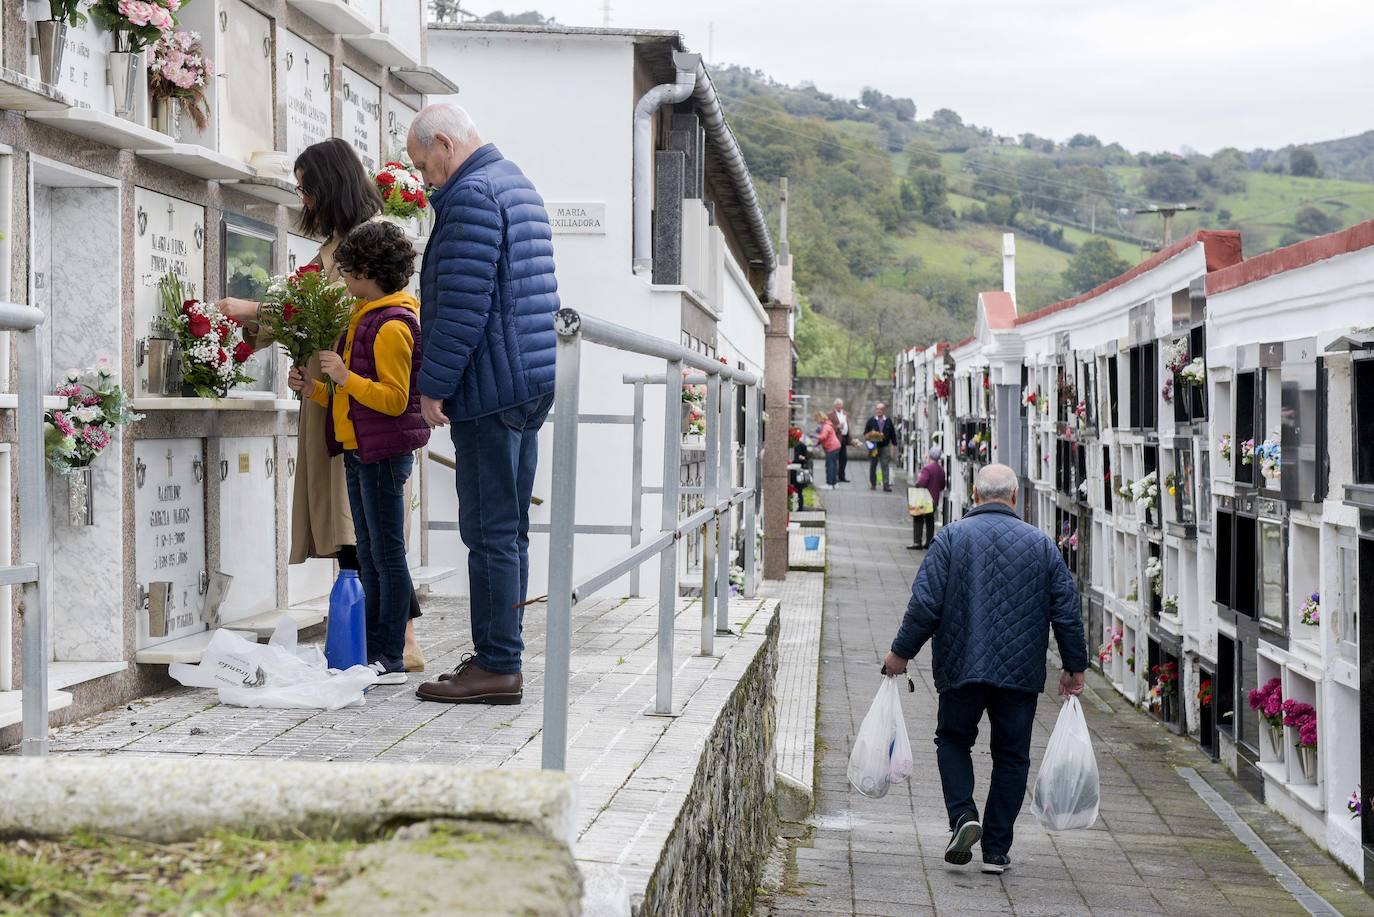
[916, 504, 939, 546]
[837, 443, 849, 481]
[935, 683, 1040, 857]
[343, 452, 415, 673]
[824, 449, 840, 486]
[337, 545, 421, 619]
[451, 392, 553, 675]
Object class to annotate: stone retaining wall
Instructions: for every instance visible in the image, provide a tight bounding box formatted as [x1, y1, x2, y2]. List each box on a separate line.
[638, 609, 779, 917]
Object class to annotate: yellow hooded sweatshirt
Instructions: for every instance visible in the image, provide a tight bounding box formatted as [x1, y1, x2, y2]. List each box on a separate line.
[308, 291, 420, 452]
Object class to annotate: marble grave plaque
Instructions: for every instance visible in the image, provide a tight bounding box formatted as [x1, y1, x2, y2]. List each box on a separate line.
[135, 439, 208, 648]
[280, 30, 333, 162]
[340, 66, 382, 173]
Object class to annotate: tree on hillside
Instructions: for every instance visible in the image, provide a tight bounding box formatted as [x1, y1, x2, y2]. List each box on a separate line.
[908, 169, 948, 223]
[1142, 162, 1200, 202]
[1290, 147, 1320, 177]
[1294, 205, 1340, 235]
[905, 139, 941, 172]
[482, 10, 554, 24]
[1068, 133, 1101, 149]
[930, 108, 963, 129]
[1063, 238, 1131, 295]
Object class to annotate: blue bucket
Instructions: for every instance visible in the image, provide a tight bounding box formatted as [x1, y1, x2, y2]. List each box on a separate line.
[804, 535, 821, 551]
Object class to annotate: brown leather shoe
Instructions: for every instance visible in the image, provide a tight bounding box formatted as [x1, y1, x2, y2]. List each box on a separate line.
[416, 655, 522, 705]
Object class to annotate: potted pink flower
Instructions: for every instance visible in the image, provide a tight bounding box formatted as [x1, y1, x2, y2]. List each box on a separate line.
[1247, 677, 1284, 756]
[148, 29, 213, 139]
[1282, 699, 1318, 780]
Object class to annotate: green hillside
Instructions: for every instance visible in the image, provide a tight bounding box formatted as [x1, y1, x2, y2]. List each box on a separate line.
[714, 67, 1374, 378]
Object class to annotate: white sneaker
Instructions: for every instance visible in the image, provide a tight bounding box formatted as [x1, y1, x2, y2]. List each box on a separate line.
[368, 661, 407, 685]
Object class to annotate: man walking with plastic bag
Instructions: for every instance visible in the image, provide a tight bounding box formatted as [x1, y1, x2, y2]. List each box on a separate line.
[882, 464, 1088, 874]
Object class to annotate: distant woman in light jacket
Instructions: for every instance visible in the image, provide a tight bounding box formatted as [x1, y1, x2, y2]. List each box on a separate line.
[815, 411, 842, 489]
[217, 139, 424, 670]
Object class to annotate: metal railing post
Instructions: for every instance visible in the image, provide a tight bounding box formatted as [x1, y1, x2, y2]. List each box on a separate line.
[715, 376, 733, 635]
[542, 310, 583, 771]
[656, 359, 683, 714]
[742, 381, 759, 599]
[628, 380, 645, 597]
[699, 372, 720, 656]
[17, 318, 49, 757]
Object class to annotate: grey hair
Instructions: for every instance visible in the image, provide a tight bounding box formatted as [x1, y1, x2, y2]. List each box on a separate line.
[928, 447, 942, 461]
[410, 104, 482, 148]
[974, 463, 1018, 504]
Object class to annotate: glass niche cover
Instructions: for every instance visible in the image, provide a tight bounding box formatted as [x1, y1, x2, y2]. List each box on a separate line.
[222, 214, 277, 393]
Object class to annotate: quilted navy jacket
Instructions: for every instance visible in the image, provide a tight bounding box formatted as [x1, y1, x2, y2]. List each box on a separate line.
[891, 502, 1089, 693]
[418, 144, 558, 420]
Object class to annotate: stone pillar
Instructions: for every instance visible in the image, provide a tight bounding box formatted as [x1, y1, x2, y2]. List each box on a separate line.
[763, 299, 793, 581]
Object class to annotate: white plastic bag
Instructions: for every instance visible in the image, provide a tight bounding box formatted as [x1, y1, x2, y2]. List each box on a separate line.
[169, 620, 377, 710]
[847, 677, 914, 799]
[1030, 696, 1100, 830]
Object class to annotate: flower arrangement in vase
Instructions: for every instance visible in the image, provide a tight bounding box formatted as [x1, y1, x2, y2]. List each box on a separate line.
[1255, 437, 1281, 483]
[159, 274, 254, 399]
[1149, 661, 1178, 698]
[1162, 594, 1178, 615]
[1161, 376, 1173, 404]
[1350, 789, 1364, 820]
[932, 376, 950, 401]
[1248, 677, 1284, 754]
[1240, 437, 1256, 465]
[44, 362, 143, 475]
[1021, 387, 1038, 409]
[787, 426, 803, 448]
[372, 162, 429, 224]
[1282, 699, 1318, 779]
[1165, 337, 1189, 374]
[1198, 678, 1213, 708]
[1219, 433, 1232, 463]
[1299, 593, 1320, 626]
[89, 0, 178, 50]
[1097, 627, 1123, 664]
[1125, 646, 1135, 673]
[147, 29, 212, 139]
[259, 263, 356, 397]
[1145, 556, 1163, 598]
[1179, 358, 1206, 387]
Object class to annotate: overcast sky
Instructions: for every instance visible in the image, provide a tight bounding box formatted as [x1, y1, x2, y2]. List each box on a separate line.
[471, 0, 1373, 153]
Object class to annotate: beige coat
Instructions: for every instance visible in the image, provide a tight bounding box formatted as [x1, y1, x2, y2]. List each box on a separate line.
[255, 235, 413, 564]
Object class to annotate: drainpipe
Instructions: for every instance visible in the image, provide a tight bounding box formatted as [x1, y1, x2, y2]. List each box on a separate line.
[689, 59, 778, 300]
[632, 52, 700, 276]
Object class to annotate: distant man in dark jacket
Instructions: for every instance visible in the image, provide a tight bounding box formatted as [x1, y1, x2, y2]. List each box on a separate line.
[909, 446, 946, 550]
[407, 104, 558, 706]
[863, 403, 896, 492]
[827, 399, 851, 483]
[883, 464, 1088, 875]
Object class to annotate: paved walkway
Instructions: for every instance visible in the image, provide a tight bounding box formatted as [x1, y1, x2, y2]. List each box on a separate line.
[36, 593, 778, 906]
[759, 482, 1371, 917]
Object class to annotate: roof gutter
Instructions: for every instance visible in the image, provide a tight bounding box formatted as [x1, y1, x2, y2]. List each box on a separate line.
[631, 54, 778, 300]
[633, 52, 699, 276]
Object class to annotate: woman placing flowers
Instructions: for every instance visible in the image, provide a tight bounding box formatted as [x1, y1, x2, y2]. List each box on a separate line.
[216, 139, 425, 671]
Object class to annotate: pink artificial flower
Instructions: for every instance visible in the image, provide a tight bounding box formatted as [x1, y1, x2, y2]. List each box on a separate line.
[54, 383, 83, 399]
[82, 393, 102, 407]
[52, 411, 76, 437]
[82, 427, 110, 451]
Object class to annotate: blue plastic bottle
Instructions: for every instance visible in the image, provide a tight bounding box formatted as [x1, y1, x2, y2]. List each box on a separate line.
[324, 569, 367, 670]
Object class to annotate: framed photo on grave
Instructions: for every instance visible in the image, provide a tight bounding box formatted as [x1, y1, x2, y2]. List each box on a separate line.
[222, 212, 278, 392]
[340, 66, 382, 173]
[279, 30, 333, 162]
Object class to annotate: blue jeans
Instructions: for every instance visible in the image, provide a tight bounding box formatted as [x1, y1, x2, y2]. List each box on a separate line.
[824, 449, 840, 486]
[935, 683, 1040, 857]
[343, 451, 415, 673]
[452, 392, 553, 675]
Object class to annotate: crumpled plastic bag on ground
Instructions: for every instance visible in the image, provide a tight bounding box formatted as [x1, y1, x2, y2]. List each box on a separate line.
[169, 617, 377, 710]
[1031, 695, 1100, 830]
[847, 677, 914, 799]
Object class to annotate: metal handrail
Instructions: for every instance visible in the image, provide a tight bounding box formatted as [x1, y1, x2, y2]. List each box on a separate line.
[0, 303, 51, 757]
[542, 308, 761, 770]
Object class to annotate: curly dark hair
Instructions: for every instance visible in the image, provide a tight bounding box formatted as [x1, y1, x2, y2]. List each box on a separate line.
[294, 138, 383, 241]
[334, 222, 417, 295]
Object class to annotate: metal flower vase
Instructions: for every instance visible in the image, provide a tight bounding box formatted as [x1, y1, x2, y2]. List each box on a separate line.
[1267, 723, 1285, 758]
[109, 51, 141, 120]
[152, 97, 182, 140]
[68, 466, 94, 526]
[35, 20, 67, 87]
[1296, 745, 1317, 782]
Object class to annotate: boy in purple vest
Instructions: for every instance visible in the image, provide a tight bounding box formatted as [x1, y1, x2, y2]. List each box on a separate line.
[290, 221, 430, 683]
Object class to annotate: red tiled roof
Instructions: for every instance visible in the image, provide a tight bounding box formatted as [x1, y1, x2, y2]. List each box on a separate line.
[954, 335, 976, 348]
[1015, 230, 1242, 328]
[1206, 219, 1374, 295]
[979, 291, 1017, 329]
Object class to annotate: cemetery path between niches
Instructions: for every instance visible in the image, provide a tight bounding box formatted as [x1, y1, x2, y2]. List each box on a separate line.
[758, 480, 1370, 917]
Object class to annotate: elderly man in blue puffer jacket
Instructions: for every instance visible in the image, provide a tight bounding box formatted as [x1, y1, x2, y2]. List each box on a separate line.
[406, 104, 558, 707]
[883, 463, 1089, 875]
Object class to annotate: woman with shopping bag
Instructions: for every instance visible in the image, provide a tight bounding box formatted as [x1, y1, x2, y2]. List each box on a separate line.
[878, 464, 1089, 874]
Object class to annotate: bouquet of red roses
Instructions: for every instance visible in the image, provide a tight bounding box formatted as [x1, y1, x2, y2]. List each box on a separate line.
[259, 263, 356, 396]
[159, 274, 254, 399]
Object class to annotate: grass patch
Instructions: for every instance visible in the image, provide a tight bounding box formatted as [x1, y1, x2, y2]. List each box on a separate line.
[0, 831, 363, 915]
